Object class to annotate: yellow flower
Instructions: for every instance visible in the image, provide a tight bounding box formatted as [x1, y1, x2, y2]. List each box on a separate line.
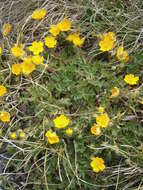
[99, 40, 114, 52]
[57, 19, 71, 32]
[0, 85, 7, 97]
[21, 60, 35, 75]
[21, 56, 36, 75]
[3, 23, 12, 36]
[110, 87, 120, 98]
[45, 36, 57, 48]
[99, 32, 116, 52]
[90, 124, 101, 136]
[0, 47, 2, 55]
[124, 74, 139, 85]
[54, 114, 69, 129]
[116, 46, 129, 62]
[12, 64, 22, 75]
[23, 56, 33, 63]
[104, 32, 116, 40]
[29, 41, 44, 55]
[19, 131, 26, 139]
[98, 106, 104, 113]
[65, 128, 73, 136]
[73, 37, 85, 47]
[90, 157, 105, 173]
[32, 9, 46, 20]
[0, 112, 10, 122]
[45, 130, 59, 144]
[32, 55, 44, 65]
[11, 44, 25, 58]
[66, 34, 75, 42]
[49, 24, 60, 37]
[96, 113, 110, 128]
[10, 132, 17, 140]
[67, 33, 85, 47]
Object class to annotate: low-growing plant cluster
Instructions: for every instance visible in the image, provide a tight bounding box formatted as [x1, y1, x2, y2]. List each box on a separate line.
[0, 0, 143, 189]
